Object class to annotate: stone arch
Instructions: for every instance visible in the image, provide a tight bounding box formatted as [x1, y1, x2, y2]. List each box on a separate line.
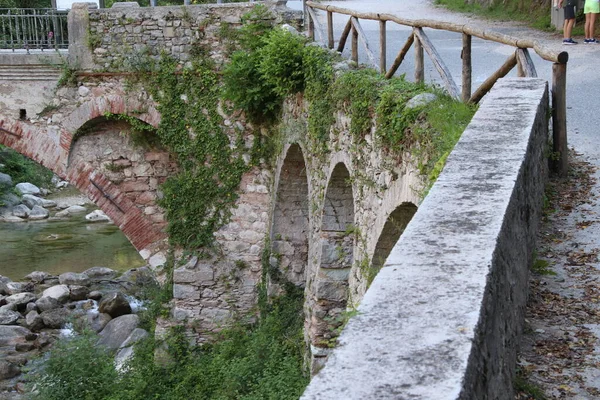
[369, 202, 418, 283]
[65, 114, 171, 260]
[308, 162, 355, 368]
[271, 143, 310, 286]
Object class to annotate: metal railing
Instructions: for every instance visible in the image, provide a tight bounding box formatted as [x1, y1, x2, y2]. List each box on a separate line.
[0, 8, 68, 51]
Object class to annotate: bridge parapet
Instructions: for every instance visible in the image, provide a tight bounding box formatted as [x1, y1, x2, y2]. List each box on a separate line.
[68, 1, 301, 71]
[302, 78, 549, 399]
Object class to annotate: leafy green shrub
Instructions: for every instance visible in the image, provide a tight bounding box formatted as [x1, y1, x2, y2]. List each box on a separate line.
[258, 29, 307, 97]
[0, 145, 53, 192]
[30, 331, 119, 400]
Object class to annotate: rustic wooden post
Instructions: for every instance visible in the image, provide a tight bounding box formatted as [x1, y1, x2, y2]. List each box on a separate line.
[379, 20, 387, 74]
[552, 62, 568, 176]
[462, 33, 472, 103]
[327, 10, 334, 49]
[351, 23, 359, 64]
[307, 7, 314, 41]
[414, 29, 424, 84]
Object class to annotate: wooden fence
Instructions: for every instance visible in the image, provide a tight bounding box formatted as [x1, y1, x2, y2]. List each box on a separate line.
[303, 1, 569, 175]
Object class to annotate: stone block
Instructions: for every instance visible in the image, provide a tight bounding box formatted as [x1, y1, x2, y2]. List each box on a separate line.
[173, 284, 200, 300]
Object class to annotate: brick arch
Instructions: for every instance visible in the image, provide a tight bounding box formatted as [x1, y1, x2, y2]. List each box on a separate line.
[370, 202, 418, 282]
[271, 143, 310, 287]
[65, 114, 171, 260]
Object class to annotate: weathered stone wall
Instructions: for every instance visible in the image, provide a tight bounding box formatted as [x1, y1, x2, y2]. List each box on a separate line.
[70, 1, 301, 70]
[302, 78, 549, 399]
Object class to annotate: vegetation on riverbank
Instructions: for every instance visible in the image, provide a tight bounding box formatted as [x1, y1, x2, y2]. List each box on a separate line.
[435, 0, 553, 31]
[31, 285, 307, 400]
[0, 145, 53, 201]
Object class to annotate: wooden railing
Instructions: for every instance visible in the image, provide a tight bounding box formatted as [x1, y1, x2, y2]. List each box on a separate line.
[303, 1, 569, 175]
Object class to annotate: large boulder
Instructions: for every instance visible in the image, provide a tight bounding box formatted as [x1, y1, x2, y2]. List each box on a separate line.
[83, 267, 117, 281]
[40, 308, 70, 329]
[0, 326, 31, 347]
[98, 292, 131, 318]
[5, 281, 33, 295]
[0, 360, 20, 380]
[0, 192, 20, 207]
[55, 205, 87, 217]
[114, 328, 149, 371]
[29, 205, 49, 220]
[24, 271, 53, 284]
[59, 272, 90, 286]
[21, 194, 44, 209]
[11, 204, 30, 218]
[69, 285, 90, 301]
[0, 172, 12, 190]
[41, 285, 70, 303]
[0, 310, 20, 325]
[25, 310, 44, 332]
[85, 210, 112, 223]
[15, 182, 40, 195]
[5, 292, 36, 310]
[97, 314, 139, 351]
[79, 312, 112, 333]
[35, 296, 62, 312]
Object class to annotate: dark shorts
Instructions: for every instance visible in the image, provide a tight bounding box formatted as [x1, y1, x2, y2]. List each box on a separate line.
[564, 5, 576, 20]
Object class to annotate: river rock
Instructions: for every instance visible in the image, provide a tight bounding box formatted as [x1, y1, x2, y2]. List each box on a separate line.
[58, 272, 90, 286]
[0, 172, 12, 189]
[35, 296, 62, 312]
[120, 327, 148, 349]
[21, 194, 44, 209]
[406, 92, 438, 109]
[114, 328, 149, 371]
[83, 312, 112, 333]
[0, 304, 16, 313]
[85, 210, 112, 223]
[11, 204, 30, 218]
[25, 302, 37, 314]
[83, 267, 117, 281]
[25, 311, 44, 332]
[98, 292, 131, 318]
[0, 310, 20, 325]
[55, 205, 87, 217]
[0, 326, 30, 347]
[24, 271, 53, 284]
[69, 285, 90, 301]
[40, 308, 70, 329]
[88, 290, 103, 300]
[29, 205, 49, 220]
[41, 284, 70, 303]
[15, 182, 40, 195]
[0, 361, 20, 380]
[5, 282, 33, 295]
[97, 314, 139, 351]
[5, 292, 36, 309]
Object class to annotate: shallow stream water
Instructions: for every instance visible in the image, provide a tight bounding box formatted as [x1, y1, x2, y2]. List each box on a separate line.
[0, 210, 144, 281]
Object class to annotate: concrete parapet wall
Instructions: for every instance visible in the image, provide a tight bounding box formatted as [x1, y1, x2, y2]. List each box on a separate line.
[302, 78, 549, 399]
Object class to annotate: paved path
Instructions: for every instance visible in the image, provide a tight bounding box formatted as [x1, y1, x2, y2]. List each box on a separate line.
[308, 1, 600, 398]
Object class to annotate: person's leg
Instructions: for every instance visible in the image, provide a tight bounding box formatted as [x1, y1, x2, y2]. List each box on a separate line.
[566, 18, 575, 39]
[585, 13, 591, 39]
[591, 13, 598, 40]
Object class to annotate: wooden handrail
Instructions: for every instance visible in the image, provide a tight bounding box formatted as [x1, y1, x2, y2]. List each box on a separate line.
[304, 0, 569, 175]
[305, 1, 567, 64]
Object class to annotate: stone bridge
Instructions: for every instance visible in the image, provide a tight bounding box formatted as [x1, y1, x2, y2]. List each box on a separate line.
[0, 2, 550, 399]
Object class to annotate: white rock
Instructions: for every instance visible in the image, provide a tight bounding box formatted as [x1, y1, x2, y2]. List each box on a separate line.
[405, 93, 438, 109]
[85, 209, 112, 223]
[28, 206, 49, 220]
[77, 86, 90, 97]
[21, 194, 44, 209]
[15, 183, 40, 195]
[41, 285, 70, 303]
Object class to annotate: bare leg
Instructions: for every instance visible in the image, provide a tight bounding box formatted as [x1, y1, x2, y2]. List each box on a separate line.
[565, 19, 575, 39]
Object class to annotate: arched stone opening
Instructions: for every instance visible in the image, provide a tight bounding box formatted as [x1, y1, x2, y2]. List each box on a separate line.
[66, 116, 171, 255]
[271, 144, 309, 287]
[369, 202, 418, 284]
[309, 162, 355, 369]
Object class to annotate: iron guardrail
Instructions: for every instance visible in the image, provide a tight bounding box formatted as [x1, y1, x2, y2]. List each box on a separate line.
[0, 8, 68, 51]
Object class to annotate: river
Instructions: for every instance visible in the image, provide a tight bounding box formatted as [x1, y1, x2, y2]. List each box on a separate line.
[0, 189, 145, 281]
